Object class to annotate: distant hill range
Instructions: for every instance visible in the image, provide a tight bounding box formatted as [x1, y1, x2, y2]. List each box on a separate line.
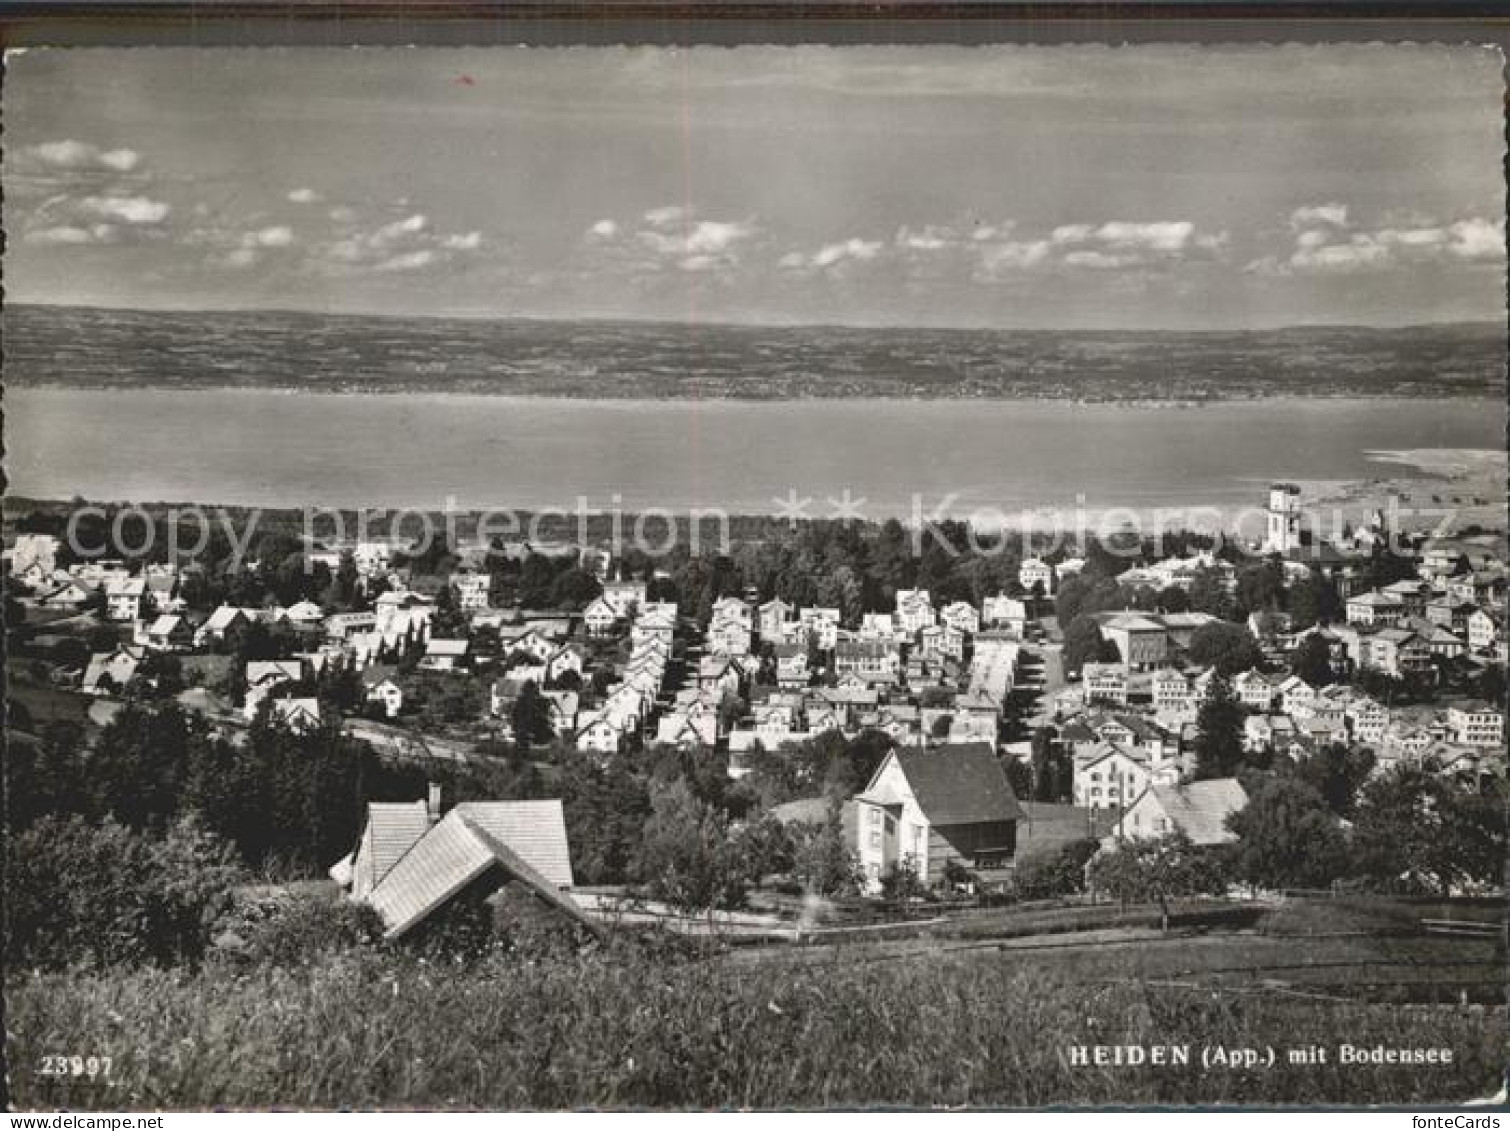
[6, 303, 1505, 401]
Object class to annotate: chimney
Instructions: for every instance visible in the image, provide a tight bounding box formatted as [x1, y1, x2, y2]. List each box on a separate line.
[426, 781, 442, 824]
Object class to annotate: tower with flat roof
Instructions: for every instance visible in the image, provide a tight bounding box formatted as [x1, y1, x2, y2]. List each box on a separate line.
[1265, 483, 1301, 555]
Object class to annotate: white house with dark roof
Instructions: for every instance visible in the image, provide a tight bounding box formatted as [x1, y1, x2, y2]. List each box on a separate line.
[854, 742, 1024, 892]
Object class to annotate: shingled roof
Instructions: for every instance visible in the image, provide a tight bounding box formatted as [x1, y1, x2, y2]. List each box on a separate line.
[1147, 778, 1248, 846]
[887, 743, 1025, 827]
[365, 810, 593, 940]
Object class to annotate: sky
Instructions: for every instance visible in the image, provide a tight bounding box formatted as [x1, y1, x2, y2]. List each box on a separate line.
[4, 44, 1505, 330]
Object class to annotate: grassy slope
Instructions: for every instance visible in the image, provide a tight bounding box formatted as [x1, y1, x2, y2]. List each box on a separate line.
[9, 928, 1503, 1110]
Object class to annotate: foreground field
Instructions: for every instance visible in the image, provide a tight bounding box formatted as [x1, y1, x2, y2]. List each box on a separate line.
[9, 918, 1503, 1110]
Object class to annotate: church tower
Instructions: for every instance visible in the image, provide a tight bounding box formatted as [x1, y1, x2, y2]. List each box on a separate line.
[1264, 483, 1300, 554]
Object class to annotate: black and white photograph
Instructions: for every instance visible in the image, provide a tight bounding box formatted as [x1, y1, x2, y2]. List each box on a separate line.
[2, 39, 1506, 1111]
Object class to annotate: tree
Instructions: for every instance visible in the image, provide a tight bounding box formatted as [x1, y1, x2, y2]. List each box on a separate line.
[1087, 830, 1224, 931]
[1187, 621, 1264, 677]
[1014, 838, 1099, 900]
[90, 702, 197, 830]
[7, 814, 244, 970]
[1226, 777, 1348, 891]
[788, 805, 863, 898]
[1191, 673, 1244, 779]
[1292, 742, 1374, 818]
[1287, 568, 1341, 629]
[1156, 585, 1190, 614]
[1063, 615, 1117, 677]
[1351, 766, 1505, 896]
[510, 681, 553, 750]
[1290, 632, 1335, 687]
[635, 779, 751, 914]
[1187, 566, 1235, 620]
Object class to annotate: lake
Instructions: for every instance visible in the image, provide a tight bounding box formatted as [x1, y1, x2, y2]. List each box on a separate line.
[6, 388, 1504, 522]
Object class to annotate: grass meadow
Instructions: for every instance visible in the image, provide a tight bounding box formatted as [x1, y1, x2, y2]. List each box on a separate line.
[9, 921, 1503, 1110]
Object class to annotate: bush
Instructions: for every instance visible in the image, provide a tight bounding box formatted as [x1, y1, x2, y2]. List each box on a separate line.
[1014, 838, 1099, 900]
[215, 888, 385, 968]
[7, 814, 244, 971]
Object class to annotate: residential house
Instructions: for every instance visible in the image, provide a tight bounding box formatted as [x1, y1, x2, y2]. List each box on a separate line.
[138, 614, 193, 652]
[1339, 695, 1388, 745]
[283, 600, 326, 628]
[452, 571, 492, 611]
[362, 666, 405, 718]
[854, 743, 1024, 891]
[81, 645, 144, 695]
[105, 577, 148, 622]
[1447, 703, 1504, 748]
[981, 594, 1030, 636]
[332, 792, 585, 939]
[859, 612, 901, 643]
[1082, 662, 1129, 706]
[582, 596, 624, 636]
[575, 713, 624, 756]
[31, 576, 92, 611]
[919, 623, 965, 663]
[757, 597, 795, 641]
[1073, 742, 1152, 811]
[601, 579, 648, 614]
[698, 654, 744, 697]
[1232, 669, 1277, 712]
[1276, 675, 1318, 718]
[798, 607, 841, 651]
[1018, 558, 1054, 594]
[498, 626, 554, 664]
[244, 660, 305, 719]
[1424, 599, 1477, 635]
[1106, 779, 1248, 848]
[1365, 628, 1432, 679]
[544, 644, 586, 684]
[271, 697, 322, 733]
[420, 638, 471, 672]
[1468, 608, 1502, 654]
[895, 588, 937, 634]
[195, 605, 257, 648]
[1243, 714, 1297, 755]
[773, 643, 811, 689]
[834, 640, 901, 682]
[940, 601, 981, 636]
[1152, 668, 1199, 720]
[1345, 590, 1405, 629]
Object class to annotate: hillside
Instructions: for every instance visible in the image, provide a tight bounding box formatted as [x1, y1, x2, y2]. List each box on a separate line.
[6, 304, 1505, 402]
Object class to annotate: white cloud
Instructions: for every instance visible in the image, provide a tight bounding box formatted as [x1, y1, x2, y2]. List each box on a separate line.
[640, 219, 755, 257]
[896, 225, 955, 252]
[443, 231, 483, 251]
[1448, 218, 1504, 261]
[1290, 203, 1349, 229]
[254, 225, 294, 248]
[588, 219, 620, 239]
[1093, 221, 1195, 253]
[32, 140, 141, 173]
[375, 250, 437, 273]
[287, 188, 321, 205]
[643, 204, 687, 229]
[78, 194, 170, 225]
[977, 239, 1052, 274]
[373, 213, 428, 244]
[24, 225, 96, 246]
[811, 238, 883, 269]
[1256, 212, 1504, 276]
[223, 247, 262, 269]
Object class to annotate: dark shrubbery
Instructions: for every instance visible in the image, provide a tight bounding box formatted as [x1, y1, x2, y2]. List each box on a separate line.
[7, 815, 244, 971]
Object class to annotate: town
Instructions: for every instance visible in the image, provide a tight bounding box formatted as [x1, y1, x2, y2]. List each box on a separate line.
[7, 480, 1505, 942]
